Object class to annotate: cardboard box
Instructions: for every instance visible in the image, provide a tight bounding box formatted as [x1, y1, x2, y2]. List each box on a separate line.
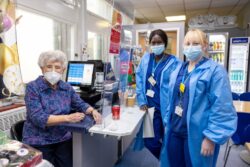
[126, 94, 136, 107]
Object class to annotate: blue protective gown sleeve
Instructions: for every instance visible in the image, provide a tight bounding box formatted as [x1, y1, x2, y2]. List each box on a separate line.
[136, 53, 150, 107]
[160, 59, 237, 167]
[134, 54, 180, 152]
[203, 65, 237, 145]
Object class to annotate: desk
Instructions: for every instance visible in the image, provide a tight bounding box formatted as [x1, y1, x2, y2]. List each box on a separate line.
[0, 106, 26, 137]
[0, 104, 25, 112]
[233, 101, 250, 113]
[233, 101, 250, 164]
[66, 106, 145, 167]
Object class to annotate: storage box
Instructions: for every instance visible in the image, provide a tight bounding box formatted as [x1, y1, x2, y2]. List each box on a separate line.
[0, 140, 42, 167]
[126, 94, 136, 107]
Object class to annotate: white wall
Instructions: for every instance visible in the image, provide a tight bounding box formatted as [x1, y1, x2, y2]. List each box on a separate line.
[86, 12, 111, 61]
[86, 12, 111, 35]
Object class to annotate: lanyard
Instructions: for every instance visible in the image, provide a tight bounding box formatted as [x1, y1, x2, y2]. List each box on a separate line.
[179, 66, 195, 94]
[151, 55, 165, 77]
[178, 66, 193, 107]
[180, 57, 206, 89]
[148, 55, 172, 90]
[181, 67, 195, 84]
[178, 57, 207, 106]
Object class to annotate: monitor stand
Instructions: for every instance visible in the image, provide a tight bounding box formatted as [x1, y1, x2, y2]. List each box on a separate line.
[80, 87, 96, 94]
[78, 87, 101, 106]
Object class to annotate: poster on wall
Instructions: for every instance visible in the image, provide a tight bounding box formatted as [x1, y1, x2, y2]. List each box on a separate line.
[109, 9, 122, 54]
[0, 0, 24, 100]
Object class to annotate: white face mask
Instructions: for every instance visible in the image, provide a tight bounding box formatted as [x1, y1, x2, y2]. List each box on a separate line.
[44, 71, 62, 85]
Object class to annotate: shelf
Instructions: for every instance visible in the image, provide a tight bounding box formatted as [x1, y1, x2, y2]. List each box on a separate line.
[230, 80, 245, 82]
[208, 50, 225, 53]
[230, 68, 246, 71]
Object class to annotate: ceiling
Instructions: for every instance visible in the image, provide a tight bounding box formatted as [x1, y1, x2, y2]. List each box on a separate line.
[115, 0, 250, 24]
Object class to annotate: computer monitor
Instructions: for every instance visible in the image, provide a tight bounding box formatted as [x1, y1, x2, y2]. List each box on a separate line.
[87, 60, 104, 72]
[104, 62, 116, 81]
[66, 61, 95, 91]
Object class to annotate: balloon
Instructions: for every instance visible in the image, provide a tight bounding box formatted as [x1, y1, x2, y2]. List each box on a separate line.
[0, 13, 12, 33]
[3, 14, 12, 31]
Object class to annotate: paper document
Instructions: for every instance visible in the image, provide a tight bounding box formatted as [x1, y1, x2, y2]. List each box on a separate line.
[143, 107, 155, 138]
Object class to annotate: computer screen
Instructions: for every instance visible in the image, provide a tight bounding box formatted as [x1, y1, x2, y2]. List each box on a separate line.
[104, 62, 116, 81]
[66, 61, 95, 87]
[87, 60, 104, 72]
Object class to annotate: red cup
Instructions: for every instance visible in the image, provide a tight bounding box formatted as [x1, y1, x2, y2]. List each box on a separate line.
[112, 105, 120, 120]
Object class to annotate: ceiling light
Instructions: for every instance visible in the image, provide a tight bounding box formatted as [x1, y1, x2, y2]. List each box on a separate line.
[165, 15, 186, 22]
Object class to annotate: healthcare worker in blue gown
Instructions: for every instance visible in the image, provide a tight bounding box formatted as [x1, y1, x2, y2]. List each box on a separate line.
[135, 29, 181, 159]
[160, 28, 237, 167]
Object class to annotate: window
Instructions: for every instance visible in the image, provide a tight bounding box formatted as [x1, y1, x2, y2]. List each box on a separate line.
[87, 0, 112, 22]
[87, 31, 109, 60]
[16, 9, 73, 83]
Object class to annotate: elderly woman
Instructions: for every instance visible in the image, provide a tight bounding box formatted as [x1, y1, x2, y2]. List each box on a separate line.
[22, 50, 101, 167]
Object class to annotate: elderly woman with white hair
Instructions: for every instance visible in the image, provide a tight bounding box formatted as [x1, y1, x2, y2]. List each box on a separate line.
[22, 50, 101, 167]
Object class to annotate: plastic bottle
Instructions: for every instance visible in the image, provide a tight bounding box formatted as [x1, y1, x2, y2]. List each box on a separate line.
[219, 42, 222, 50]
[236, 71, 239, 81]
[213, 42, 217, 51]
[221, 53, 224, 62]
[209, 42, 213, 51]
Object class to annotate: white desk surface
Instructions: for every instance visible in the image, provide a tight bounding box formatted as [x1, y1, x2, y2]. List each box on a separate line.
[36, 160, 53, 167]
[89, 106, 145, 137]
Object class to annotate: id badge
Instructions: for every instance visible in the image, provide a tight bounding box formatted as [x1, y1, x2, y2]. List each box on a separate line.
[175, 106, 183, 117]
[179, 83, 185, 93]
[148, 76, 156, 86]
[146, 89, 155, 98]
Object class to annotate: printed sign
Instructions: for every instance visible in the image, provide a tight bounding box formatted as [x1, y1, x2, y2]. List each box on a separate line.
[109, 10, 122, 54]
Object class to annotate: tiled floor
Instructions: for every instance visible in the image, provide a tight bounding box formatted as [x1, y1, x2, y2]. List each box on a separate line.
[114, 141, 250, 167]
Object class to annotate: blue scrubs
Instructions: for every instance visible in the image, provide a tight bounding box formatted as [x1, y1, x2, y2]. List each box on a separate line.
[168, 58, 208, 167]
[160, 57, 237, 167]
[144, 54, 173, 159]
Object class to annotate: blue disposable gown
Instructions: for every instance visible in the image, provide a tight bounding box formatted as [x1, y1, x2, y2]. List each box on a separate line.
[160, 59, 237, 167]
[135, 52, 181, 150]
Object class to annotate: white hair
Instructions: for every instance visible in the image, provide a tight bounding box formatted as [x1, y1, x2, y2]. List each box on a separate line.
[38, 50, 67, 68]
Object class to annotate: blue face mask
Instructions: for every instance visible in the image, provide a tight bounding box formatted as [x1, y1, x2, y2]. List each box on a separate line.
[183, 45, 203, 61]
[151, 44, 165, 56]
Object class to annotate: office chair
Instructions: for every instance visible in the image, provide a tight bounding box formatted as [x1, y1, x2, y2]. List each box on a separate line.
[239, 92, 250, 101]
[232, 92, 240, 100]
[10, 120, 25, 141]
[224, 112, 250, 167]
